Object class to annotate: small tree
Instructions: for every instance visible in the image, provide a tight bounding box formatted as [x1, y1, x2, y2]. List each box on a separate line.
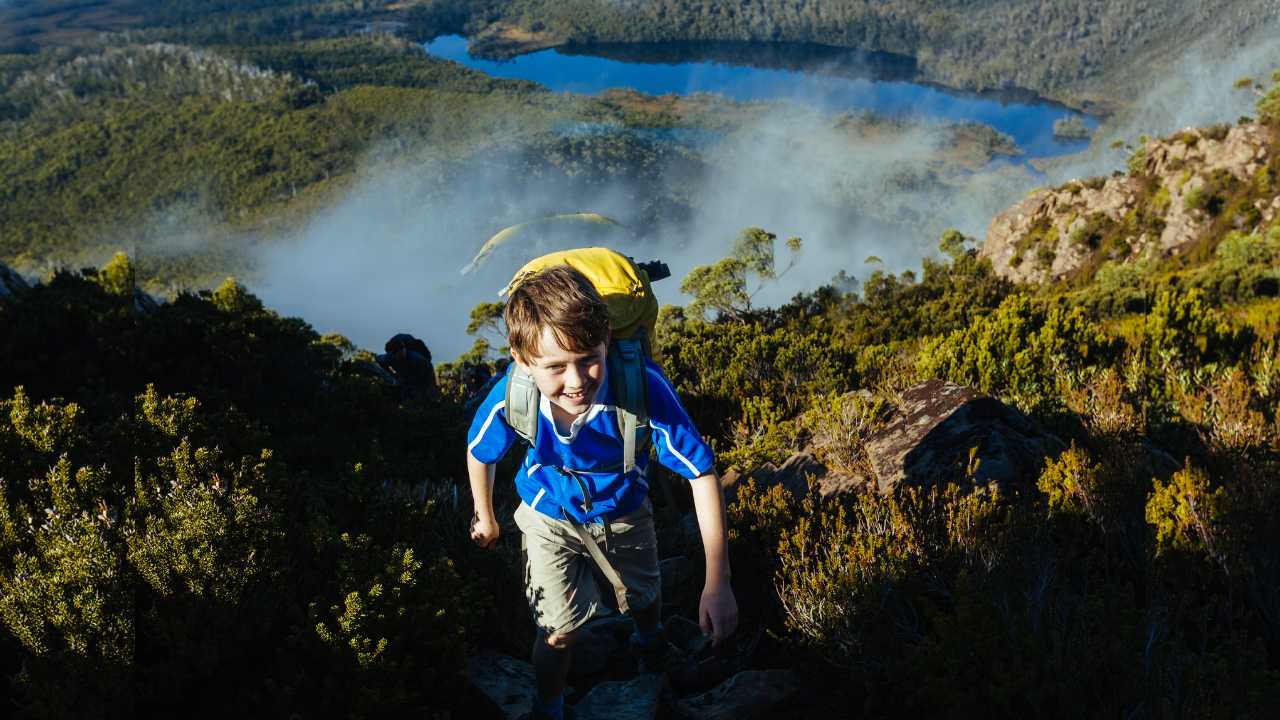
[465, 301, 506, 344]
[680, 227, 802, 321]
[938, 228, 977, 263]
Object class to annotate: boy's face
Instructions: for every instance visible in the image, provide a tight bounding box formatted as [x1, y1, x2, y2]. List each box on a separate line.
[512, 326, 609, 417]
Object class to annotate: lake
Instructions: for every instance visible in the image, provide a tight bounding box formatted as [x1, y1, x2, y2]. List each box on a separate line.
[422, 35, 1094, 160]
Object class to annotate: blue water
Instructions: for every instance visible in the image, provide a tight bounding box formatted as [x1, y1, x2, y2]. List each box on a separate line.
[423, 35, 1094, 160]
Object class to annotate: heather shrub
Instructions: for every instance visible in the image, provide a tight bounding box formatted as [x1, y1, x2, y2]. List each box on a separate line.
[0, 390, 132, 718]
[915, 294, 1122, 403]
[801, 392, 884, 475]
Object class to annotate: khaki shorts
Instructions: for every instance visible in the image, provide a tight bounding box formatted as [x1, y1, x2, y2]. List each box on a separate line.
[515, 499, 661, 636]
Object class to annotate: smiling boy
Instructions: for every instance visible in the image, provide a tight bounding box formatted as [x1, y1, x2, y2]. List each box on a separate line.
[467, 265, 737, 720]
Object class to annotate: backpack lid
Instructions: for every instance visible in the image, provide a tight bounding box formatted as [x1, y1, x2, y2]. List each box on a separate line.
[501, 248, 660, 350]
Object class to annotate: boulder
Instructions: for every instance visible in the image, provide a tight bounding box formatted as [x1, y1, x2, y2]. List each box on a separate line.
[864, 379, 1066, 494]
[467, 648, 575, 720]
[0, 261, 31, 302]
[675, 669, 798, 720]
[661, 614, 712, 659]
[724, 451, 869, 504]
[568, 620, 620, 677]
[659, 555, 695, 602]
[573, 672, 669, 720]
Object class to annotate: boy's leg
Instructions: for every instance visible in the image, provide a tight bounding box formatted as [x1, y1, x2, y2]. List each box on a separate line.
[515, 502, 603, 711]
[630, 589, 662, 634]
[532, 630, 578, 704]
[592, 501, 703, 687]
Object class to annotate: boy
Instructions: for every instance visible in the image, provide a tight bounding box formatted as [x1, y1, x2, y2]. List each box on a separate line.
[467, 265, 737, 720]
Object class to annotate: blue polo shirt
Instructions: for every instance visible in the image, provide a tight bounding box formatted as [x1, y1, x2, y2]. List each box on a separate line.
[466, 358, 715, 523]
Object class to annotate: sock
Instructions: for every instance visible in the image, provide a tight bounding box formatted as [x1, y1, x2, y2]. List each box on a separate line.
[535, 690, 564, 719]
[632, 621, 660, 645]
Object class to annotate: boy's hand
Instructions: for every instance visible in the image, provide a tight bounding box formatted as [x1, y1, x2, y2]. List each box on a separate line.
[699, 583, 738, 649]
[470, 512, 500, 550]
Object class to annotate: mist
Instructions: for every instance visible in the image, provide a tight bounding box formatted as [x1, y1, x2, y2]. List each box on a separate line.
[1043, 35, 1280, 182]
[254, 101, 1040, 361]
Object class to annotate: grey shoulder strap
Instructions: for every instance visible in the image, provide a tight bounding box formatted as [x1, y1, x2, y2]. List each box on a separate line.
[505, 367, 540, 445]
[606, 327, 651, 473]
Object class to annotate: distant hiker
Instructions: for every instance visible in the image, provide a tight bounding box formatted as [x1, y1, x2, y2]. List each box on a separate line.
[376, 334, 438, 401]
[465, 363, 492, 398]
[462, 358, 509, 424]
[466, 264, 737, 720]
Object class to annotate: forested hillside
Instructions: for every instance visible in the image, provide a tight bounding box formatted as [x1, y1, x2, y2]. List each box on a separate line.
[5, 0, 1277, 108]
[408, 0, 1280, 107]
[0, 33, 1022, 292]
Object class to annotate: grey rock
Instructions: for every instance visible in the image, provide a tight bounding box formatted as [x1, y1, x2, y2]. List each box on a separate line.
[659, 555, 695, 601]
[467, 647, 575, 720]
[680, 510, 700, 537]
[661, 614, 711, 659]
[980, 122, 1278, 285]
[864, 379, 1066, 494]
[0, 261, 31, 302]
[568, 620, 620, 677]
[724, 449, 870, 506]
[135, 286, 161, 317]
[723, 461, 778, 502]
[574, 672, 668, 720]
[676, 669, 798, 720]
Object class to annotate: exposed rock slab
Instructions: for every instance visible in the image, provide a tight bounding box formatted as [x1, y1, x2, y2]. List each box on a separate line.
[468, 648, 575, 720]
[675, 669, 798, 720]
[865, 379, 1066, 494]
[724, 450, 870, 504]
[0, 261, 31, 302]
[568, 620, 620, 678]
[573, 672, 668, 720]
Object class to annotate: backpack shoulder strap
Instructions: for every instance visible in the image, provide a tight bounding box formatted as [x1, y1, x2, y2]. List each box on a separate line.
[606, 326, 651, 473]
[505, 367, 540, 445]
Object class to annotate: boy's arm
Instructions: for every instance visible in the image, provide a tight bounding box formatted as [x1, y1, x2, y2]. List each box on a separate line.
[689, 469, 738, 648]
[468, 451, 500, 549]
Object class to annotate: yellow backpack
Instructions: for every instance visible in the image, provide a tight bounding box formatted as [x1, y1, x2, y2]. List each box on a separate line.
[500, 248, 670, 473]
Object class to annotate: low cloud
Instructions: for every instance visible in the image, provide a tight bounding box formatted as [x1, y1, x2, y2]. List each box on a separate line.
[254, 106, 1036, 360]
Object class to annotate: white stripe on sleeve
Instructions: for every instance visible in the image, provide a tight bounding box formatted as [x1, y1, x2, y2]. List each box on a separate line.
[653, 424, 700, 476]
[530, 487, 546, 512]
[467, 400, 507, 452]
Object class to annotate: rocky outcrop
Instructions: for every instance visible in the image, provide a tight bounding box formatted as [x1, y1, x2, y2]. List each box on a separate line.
[865, 379, 1067, 494]
[676, 669, 798, 720]
[468, 648, 577, 720]
[568, 620, 622, 678]
[981, 122, 1279, 284]
[573, 672, 669, 720]
[721, 450, 870, 504]
[0, 261, 31, 302]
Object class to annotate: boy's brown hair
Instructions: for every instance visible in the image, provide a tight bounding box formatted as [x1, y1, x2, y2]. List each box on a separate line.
[505, 264, 610, 361]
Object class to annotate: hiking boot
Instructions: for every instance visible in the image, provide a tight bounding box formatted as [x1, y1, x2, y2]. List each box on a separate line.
[516, 701, 578, 720]
[630, 630, 705, 687]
